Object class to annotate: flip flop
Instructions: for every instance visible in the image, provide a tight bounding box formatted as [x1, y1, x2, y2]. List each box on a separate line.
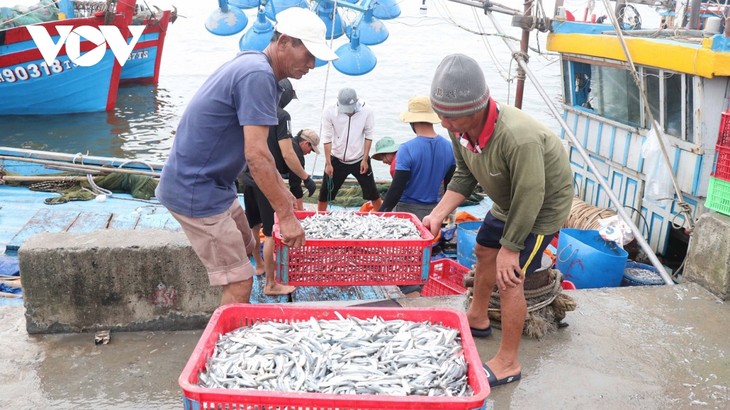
[483, 363, 521, 387]
[470, 325, 492, 338]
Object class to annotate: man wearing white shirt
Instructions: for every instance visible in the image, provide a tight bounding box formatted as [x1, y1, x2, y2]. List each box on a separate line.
[317, 88, 383, 211]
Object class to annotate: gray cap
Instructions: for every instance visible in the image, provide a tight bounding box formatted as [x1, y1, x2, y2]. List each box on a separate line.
[430, 54, 490, 117]
[337, 88, 358, 114]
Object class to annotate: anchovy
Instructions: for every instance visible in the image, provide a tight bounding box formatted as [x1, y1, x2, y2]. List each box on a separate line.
[198, 315, 473, 397]
[300, 212, 422, 240]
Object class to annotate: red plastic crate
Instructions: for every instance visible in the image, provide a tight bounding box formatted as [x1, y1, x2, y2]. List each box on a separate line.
[422, 259, 471, 297]
[179, 304, 490, 410]
[713, 144, 730, 182]
[717, 112, 730, 147]
[273, 211, 434, 286]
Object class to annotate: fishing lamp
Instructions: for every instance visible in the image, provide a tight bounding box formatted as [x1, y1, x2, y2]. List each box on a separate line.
[239, 6, 275, 51]
[228, 0, 260, 9]
[272, 0, 308, 9]
[372, 0, 400, 20]
[316, 1, 346, 39]
[345, 8, 388, 45]
[206, 0, 249, 36]
[333, 28, 376, 76]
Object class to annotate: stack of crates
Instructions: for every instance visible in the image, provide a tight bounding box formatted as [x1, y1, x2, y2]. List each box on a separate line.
[707, 112, 730, 216]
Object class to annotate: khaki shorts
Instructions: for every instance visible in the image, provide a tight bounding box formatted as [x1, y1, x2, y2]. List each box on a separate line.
[169, 199, 256, 286]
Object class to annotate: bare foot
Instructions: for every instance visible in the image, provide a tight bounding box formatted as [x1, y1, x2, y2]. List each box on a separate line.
[264, 282, 296, 296]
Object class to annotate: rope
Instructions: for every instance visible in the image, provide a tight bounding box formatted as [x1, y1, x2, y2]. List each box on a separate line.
[309, 0, 339, 179]
[564, 196, 616, 230]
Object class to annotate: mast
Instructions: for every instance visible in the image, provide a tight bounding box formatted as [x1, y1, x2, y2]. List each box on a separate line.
[514, 1, 531, 109]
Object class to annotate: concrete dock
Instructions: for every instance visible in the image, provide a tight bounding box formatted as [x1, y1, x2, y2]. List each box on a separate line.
[1, 282, 728, 409]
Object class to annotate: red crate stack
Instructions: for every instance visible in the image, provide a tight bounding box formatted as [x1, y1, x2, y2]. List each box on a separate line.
[421, 259, 471, 297]
[708, 112, 730, 216]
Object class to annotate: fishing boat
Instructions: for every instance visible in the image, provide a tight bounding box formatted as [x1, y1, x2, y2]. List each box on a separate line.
[0, 0, 175, 115]
[543, 0, 730, 264]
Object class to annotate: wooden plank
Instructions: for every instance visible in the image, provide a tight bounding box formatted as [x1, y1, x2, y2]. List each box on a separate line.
[66, 212, 112, 233]
[135, 212, 172, 230]
[6, 208, 80, 252]
[108, 212, 141, 230]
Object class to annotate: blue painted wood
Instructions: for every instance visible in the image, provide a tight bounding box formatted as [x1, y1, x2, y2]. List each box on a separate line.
[291, 285, 400, 303]
[250, 274, 289, 304]
[136, 213, 172, 230]
[7, 208, 80, 252]
[66, 212, 112, 233]
[108, 213, 141, 230]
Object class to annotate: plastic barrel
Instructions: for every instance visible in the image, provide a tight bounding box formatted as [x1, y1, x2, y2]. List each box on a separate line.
[622, 261, 664, 286]
[555, 228, 628, 289]
[456, 221, 481, 269]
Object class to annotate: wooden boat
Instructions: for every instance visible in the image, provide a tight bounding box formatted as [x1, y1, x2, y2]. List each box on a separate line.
[545, 0, 730, 258]
[0, 2, 135, 115]
[0, 1, 175, 114]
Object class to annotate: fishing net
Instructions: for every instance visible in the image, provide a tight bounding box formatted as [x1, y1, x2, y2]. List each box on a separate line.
[0, 0, 59, 29]
[8, 172, 158, 205]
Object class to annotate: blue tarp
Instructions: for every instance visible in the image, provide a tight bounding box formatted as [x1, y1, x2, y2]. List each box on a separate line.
[0, 256, 19, 277]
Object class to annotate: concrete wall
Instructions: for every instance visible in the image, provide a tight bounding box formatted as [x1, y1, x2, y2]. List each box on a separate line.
[684, 212, 730, 300]
[19, 230, 220, 334]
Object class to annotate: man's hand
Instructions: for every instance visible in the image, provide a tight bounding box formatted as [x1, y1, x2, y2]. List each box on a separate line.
[422, 214, 442, 237]
[325, 163, 333, 177]
[303, 177, 316, 197]
[495, 247, 523, 291]
[278, 213, 305, 247]
[360, 158, 369, 174]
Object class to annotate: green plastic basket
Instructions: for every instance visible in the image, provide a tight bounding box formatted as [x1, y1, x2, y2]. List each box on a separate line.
[706, 177, 730, 216]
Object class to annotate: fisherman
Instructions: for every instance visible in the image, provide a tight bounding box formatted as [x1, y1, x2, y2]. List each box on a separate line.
[422, 54, 573, 387]
[155, 8, 337, 305]
[317, 88, 382, 212]
[371, 137, 399, 177]
[377, 95, 455, 221]
[242, 78, 318, 296]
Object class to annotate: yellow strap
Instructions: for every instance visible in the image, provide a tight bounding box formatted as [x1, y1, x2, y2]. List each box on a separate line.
[521, 234, 545, 272]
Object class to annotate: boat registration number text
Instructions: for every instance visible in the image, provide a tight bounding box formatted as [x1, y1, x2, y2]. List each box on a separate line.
[0, 59, 75, 83]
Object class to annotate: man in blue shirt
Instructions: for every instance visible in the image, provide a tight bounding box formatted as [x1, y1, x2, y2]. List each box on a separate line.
[156, 8, 337, 305]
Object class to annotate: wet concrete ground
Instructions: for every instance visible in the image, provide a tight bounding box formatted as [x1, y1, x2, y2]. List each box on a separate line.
[1, 282, 728, 409]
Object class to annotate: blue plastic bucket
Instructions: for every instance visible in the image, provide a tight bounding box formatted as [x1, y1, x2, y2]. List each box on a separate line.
[456, 221, 482, 269]
[556, 228, 628, 289]
[622, 261, 664, 286]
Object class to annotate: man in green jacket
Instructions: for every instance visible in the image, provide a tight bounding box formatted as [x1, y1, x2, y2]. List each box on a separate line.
[423, 53, 573, 388]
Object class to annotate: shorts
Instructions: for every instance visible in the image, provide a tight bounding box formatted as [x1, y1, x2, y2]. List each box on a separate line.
[169, 199, 256, 286]
[318, 156, 380, 202]
[475, 212, 555, 274]
[242, 182, 275, 236]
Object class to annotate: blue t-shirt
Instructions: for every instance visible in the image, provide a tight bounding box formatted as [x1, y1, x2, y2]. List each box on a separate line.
[396, 135, 456, 204]
[156, 52, 280, 217]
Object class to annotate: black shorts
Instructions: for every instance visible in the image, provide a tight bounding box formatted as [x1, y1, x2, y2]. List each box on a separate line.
[475, 212, 555, 274]
[242, 183, 275, 237]
[318, 156, 380, 202]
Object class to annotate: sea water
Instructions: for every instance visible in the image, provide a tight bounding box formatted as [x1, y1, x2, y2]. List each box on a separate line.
[0, 0, 568, 180]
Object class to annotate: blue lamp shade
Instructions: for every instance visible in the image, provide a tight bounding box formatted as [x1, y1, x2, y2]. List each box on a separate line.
[316, 2, 345, 39]
[205, 2, 249, 36]
[345, 11, 388, 45]
[372, 0, 401, 20]
[333, 34, 377, 76]
[274, 0, 308, 9]
[228, 0, 260, 9]
[239, 9, 275, 51]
